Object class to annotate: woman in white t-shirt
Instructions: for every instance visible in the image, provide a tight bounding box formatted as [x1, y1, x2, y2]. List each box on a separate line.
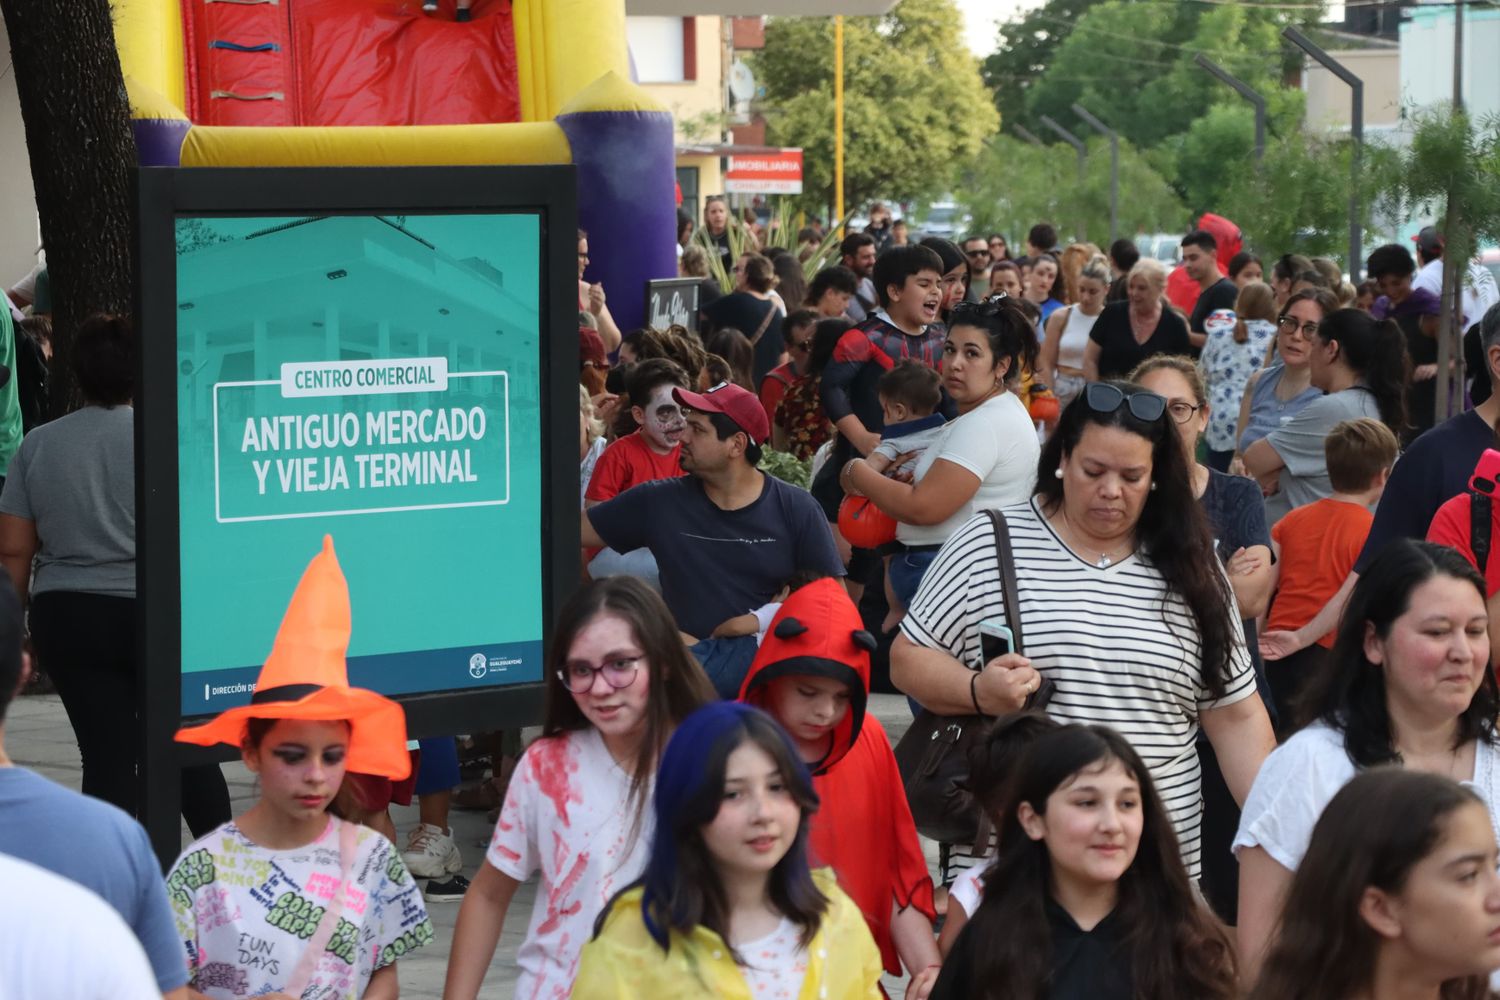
[1234, 539, 1500, 984]
[444, 577, 716, 1000]
[842, 297, 1041, 612]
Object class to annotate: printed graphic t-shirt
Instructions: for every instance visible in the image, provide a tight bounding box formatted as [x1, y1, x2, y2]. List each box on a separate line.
[487, 727, 654, 1000]
[166, 817, 434, 1000]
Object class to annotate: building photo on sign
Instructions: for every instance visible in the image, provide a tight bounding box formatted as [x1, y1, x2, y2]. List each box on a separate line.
[174, 213, 545, 712]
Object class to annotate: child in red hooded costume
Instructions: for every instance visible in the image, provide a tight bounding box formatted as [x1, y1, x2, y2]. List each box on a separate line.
[739, 577, 941, 995]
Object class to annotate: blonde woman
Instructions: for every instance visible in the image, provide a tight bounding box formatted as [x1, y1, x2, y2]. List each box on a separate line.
[1082, 257, 1190, 380]
[1039, 252, 1109, 406]
[1057, 241, 1102, 306]
[579, 385, 607, 508]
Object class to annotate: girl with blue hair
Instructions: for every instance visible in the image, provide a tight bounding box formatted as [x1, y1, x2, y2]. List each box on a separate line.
[572, 701, 882, 997]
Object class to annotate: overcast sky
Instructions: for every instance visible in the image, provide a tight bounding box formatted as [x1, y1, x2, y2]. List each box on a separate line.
[956, 0, 1039, 57]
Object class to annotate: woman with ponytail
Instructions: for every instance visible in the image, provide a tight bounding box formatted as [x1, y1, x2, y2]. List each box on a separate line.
[1243, 307, 1410, 524]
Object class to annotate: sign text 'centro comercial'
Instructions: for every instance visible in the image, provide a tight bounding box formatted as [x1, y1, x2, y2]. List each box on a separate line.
[213, 357, 510, 523]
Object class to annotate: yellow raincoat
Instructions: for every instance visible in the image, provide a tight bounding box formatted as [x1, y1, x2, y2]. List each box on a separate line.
[571, 869, 883, 999]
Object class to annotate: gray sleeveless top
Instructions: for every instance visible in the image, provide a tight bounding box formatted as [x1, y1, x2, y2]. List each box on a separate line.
[1238, 362, 1322, 453]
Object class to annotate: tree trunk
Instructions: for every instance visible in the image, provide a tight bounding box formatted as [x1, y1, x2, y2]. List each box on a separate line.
[1436, 199, 1461, 424]
[0, 0, 137, 419]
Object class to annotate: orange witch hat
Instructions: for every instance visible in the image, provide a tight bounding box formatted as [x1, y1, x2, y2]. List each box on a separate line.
[175, 536, 411, 780]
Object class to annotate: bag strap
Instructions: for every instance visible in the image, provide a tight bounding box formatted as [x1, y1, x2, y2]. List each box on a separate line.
[748, 301, 779, 346]
[1474, 490, 1492, 575]
[284, 818, 359, 996]
[985, 509, 1024, 653]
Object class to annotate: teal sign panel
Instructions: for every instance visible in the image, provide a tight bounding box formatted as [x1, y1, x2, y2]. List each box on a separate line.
[175, 214, 545, 713]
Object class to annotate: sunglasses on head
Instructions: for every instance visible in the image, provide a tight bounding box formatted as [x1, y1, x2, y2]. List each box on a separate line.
[1084, 382, 1167, 423]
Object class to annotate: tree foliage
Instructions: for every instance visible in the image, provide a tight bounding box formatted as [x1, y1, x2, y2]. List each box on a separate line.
[753, 0, 997, 214]
[956, 134, 1186, 247]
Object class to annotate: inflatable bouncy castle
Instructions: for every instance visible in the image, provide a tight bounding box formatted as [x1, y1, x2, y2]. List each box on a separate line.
[112, 0, 676, 328]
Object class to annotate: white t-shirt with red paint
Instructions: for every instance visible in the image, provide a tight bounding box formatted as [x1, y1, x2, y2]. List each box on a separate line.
[487, 727, 652, 1000]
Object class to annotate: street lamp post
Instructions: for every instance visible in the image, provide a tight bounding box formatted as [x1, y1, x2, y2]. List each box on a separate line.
[1040, 115, 1087, 243]
[1283, 26, 1363, 282]
[834, 15, 844, 232]
[1072, 103, 1118, 246]
[1193, 53, 1266, 163]
[1012, 124, 1045, 147]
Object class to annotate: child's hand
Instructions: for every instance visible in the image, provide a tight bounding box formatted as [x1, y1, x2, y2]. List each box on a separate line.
[711, 613, 759, 638]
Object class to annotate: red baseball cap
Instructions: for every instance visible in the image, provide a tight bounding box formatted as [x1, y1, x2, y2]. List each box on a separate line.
[673, 382, 770, 445]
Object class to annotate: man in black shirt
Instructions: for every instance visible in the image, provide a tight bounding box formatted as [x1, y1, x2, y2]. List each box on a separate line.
[1182, 228, 1238, 352]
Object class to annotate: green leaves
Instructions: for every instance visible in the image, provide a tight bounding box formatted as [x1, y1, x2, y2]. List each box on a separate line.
[754, 0, 998, 213]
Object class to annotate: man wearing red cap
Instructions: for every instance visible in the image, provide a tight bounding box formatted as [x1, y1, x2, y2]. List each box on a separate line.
[581, 381, 844, 640]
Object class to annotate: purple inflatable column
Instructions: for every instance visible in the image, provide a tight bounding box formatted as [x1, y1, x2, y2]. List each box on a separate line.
[132, 118, 190, 166]
[556, 72, 677, 338]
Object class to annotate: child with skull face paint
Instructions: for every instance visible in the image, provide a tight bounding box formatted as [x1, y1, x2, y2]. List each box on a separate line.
[586, 359, 691, 587]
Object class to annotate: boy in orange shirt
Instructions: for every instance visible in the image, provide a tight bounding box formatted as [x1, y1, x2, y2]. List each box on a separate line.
[1263, 418, 1398, 736]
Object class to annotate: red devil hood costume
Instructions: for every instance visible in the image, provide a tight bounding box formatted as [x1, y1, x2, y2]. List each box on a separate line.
[739, 577, 935, 976]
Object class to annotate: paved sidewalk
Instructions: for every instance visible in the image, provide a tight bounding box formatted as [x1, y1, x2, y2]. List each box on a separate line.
[7, 691, 932, 999]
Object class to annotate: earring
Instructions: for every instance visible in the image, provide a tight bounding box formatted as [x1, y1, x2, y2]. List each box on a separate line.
[1054, 468, 1064, 479]
[1149, 481, 1157, 491]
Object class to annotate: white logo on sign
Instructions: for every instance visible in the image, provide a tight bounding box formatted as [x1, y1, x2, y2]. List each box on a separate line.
[469, 653, 488, 679]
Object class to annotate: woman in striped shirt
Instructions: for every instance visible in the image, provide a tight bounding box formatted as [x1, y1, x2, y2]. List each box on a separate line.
[892, 381, 1276, 877]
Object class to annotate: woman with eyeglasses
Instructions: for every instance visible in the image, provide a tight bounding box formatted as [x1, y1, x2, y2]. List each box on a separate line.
[1242, 306, 1410, 525]
[841, 297, 1041, 618]
[1230, 288, 1335, 479]
[445, 577, 715, 1000]
[1083, 257, 1191, 381]
[892, 381, 1275, 878]
[1133, 355, 1277, 924]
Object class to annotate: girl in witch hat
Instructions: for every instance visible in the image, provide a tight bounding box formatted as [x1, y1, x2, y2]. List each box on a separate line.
[165, 536, 433, 1000]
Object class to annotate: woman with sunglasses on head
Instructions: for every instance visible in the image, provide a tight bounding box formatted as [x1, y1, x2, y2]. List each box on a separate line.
[1242, 306, 1409, 525]
[892, 382, 1275, 879]
[841, 297, 1041, 620]
[1235, 539, 1500, 986]
[444, 577, 716, 1000]
[1230, 288, 1336, 478]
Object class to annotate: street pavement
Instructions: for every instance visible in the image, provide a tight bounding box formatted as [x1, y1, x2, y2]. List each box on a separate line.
[7, 690, 934, 999]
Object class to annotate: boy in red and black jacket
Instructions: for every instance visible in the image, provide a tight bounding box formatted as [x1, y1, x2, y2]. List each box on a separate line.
[811, 244, 948, 560]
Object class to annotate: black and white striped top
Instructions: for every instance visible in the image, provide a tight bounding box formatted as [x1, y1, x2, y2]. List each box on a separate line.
[900, 498, 1257, 877]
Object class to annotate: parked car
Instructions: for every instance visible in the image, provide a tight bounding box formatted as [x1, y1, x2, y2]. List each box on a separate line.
[914, 200, 970, 241]
[1135, 232, 1181, 264]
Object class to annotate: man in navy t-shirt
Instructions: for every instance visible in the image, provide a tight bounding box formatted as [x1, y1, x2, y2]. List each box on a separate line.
[1262, 303, 1500, 661]
[582, 381, 844, 638]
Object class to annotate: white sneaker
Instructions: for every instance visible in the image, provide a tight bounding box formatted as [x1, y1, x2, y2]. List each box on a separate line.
[402, 823, 462, 879]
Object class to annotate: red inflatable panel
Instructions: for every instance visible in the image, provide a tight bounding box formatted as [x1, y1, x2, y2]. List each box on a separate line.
[182, 0, 520, 128]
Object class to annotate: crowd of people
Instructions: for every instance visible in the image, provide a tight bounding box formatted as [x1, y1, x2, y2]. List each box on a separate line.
[11, 198, 1500, 1000]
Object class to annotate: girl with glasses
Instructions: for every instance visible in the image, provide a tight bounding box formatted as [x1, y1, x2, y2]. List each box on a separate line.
[1230, 288, 1338, 480]
[444, 577, 715, 1000]
[893, 382, 1275, 881]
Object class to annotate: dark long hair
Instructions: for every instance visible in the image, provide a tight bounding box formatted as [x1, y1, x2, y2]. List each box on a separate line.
[595, 702, 827, 958]
[947, 297, 1039, 389]
[808, 317, 849, 380]
[542, 578, 716, 832]
[1037, 382, 1240, 697]
[1249, 768, 1492, 1000]
[954, 725, 1235, 1000]
[1300, 539, 1498, 763]
[1316, 307, 1410, 436]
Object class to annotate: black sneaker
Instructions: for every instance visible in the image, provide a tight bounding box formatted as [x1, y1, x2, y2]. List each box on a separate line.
[424, 873, 470, 902]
